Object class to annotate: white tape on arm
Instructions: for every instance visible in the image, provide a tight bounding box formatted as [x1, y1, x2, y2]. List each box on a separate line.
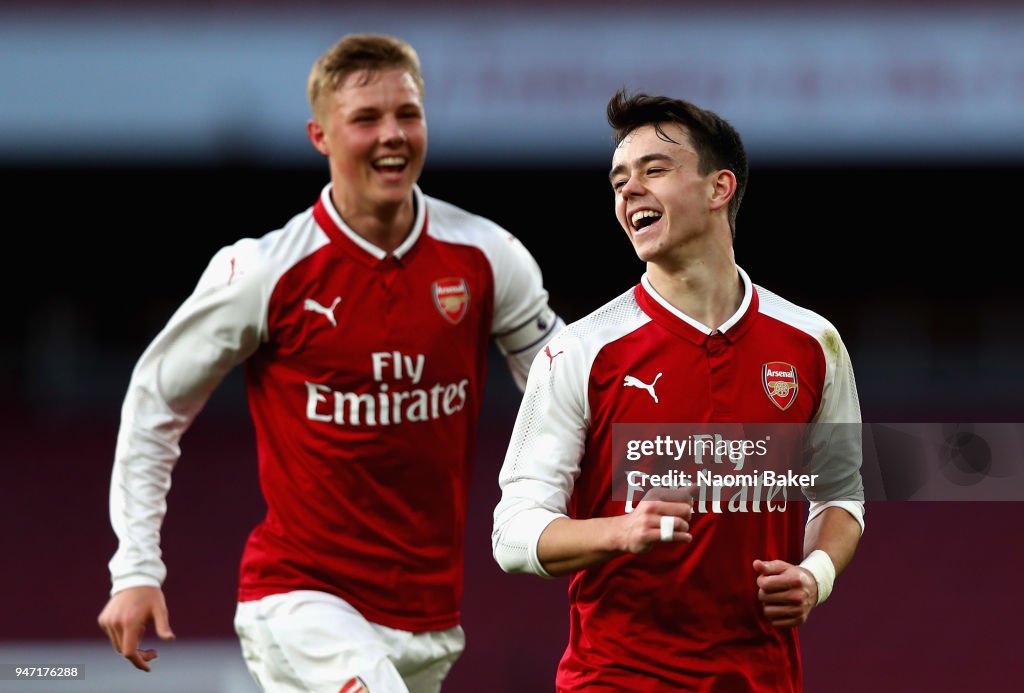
[799, 549, 837, 605]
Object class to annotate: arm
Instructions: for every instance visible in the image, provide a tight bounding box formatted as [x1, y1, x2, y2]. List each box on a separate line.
[492, 325, 692, 577]
[755, 324, 865, 628]
[803, 504, 861, 576]
[485, 224, 564, 391]
[99, 241, 265, 669]
[496, 308, 565, 391]
[753, 505, 861, 628]
[492, 330, 585, 577]
[537, 486, 694, 576]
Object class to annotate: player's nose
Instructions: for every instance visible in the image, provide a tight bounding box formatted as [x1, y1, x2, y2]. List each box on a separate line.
[619, 174, 645, 197]
[379, 115, 407, 146]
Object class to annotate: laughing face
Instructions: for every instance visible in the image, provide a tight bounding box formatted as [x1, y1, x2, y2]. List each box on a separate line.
[609, 123, 722, 265]
[308, 68, 427, 219]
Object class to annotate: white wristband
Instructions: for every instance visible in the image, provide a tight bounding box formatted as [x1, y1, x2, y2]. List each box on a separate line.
[799, 550, 837, 605]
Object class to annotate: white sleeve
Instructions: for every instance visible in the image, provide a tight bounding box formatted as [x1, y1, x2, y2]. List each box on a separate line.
[492, 331, 588, 576]
[488, 232, 563, 391]
[107, 240, 267, 594]
[803, 327, 865, 533]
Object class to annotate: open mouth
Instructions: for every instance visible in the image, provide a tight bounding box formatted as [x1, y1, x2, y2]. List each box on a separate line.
[372, 156, 408, 175]
[630, 209, 662, 232]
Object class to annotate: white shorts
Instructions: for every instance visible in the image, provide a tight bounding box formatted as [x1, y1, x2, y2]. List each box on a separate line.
[233, 590, 465, 693]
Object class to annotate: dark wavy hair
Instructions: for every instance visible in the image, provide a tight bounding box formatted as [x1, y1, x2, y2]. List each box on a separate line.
[607, 89, 748, 236]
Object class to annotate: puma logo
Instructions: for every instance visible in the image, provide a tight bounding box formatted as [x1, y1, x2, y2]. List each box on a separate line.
[227, 257, 245, 285]
[544, 345, 564, 370]
[303, 296, 342, 327]
[623, 372, 663, 403]
[339, 677, 368, 693]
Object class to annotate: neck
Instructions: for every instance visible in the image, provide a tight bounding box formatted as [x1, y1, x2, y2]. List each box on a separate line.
[330, 188, 416, 254]
[645, 245, 742, 331]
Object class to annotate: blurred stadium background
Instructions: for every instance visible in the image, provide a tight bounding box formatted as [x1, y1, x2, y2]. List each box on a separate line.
[2, 1, 1022, 690]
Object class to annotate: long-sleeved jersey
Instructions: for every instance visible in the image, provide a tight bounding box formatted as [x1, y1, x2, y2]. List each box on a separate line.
[493, 268, 863, 691]
[109, 183, 561, 632]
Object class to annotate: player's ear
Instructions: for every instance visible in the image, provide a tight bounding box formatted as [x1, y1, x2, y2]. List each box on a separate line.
[307, 118, 329, 156]
[708, 169, 737, 213]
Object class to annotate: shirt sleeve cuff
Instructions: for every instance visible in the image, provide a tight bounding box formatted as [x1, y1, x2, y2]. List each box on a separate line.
[807, 499, 865, 534]
[111, 573, 163, 596]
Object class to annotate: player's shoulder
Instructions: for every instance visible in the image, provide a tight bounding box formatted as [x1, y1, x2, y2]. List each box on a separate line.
[755, 283, 843, 344]
[422, 192, 513, 246]
[553, 285, 649, 355]
[235, 205, 327, 261]
[421, 192, 547, 284]
[204, 205, 326, 286]
[255, 205, 326, 260]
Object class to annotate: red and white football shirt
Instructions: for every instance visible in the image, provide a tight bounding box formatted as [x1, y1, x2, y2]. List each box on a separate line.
[493, 268, 863, 691]
[109, 183, 560, 631]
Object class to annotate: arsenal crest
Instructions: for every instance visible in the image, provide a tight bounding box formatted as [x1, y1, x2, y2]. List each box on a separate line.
[762, 361, 799, 411]
[432, 277, 470, 324]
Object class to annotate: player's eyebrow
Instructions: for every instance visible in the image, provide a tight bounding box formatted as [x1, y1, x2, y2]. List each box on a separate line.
[347, 105, 382, 117]
[608, 153, 673, 182]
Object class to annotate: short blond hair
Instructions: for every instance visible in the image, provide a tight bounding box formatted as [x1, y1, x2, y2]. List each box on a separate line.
[307, 34, 424, 121]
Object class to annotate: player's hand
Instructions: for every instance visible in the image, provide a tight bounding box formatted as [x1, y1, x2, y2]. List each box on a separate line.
[753, 559, 818, 629]
[97, 586, 176, 672]
[618, 486, 694, 554]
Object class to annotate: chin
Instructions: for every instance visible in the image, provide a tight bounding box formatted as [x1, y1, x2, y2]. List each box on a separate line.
[375, 183, 414, 202]
[631, 239, 660, 263]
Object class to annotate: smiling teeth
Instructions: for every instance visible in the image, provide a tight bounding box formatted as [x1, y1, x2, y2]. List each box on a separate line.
[374, 156, 406, 167]
[631, 210, 662, 227]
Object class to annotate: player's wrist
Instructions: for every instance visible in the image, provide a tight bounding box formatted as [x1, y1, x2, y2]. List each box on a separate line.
[605, 516, 634, 554]
[799, 549, 836, 605]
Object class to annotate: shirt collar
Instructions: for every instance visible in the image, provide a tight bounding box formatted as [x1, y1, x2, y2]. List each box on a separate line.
[637, 266, 758, 345]
[313, 183, 427, 267]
